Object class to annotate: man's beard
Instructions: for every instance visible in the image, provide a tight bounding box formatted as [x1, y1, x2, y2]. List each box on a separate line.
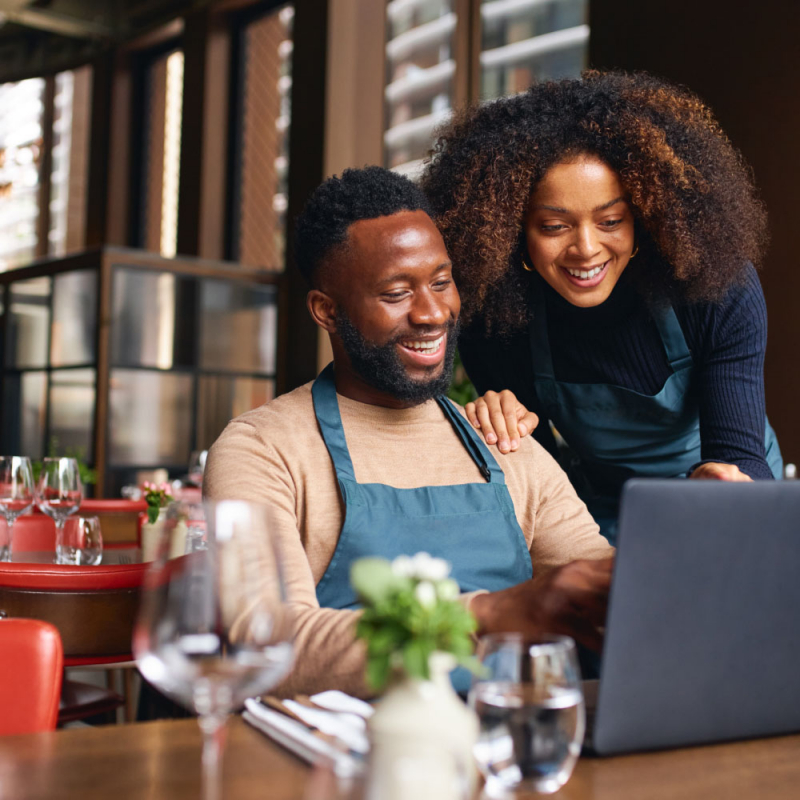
[336, 311, 459, 405]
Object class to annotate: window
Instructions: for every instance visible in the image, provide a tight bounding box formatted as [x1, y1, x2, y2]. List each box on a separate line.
[135, 48, 184, 257]
[383, 0, 589, 175]
[384, 0, 456, 177]
[0, 79, 45, 270]
[229, 3, 294, 270]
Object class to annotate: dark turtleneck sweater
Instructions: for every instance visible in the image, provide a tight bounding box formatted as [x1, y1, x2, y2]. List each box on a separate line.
[459, 263, 774, 479]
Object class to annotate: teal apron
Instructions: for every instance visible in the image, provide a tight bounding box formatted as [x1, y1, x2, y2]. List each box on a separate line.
[529, 294, 782, 545]
[312, 363, 533, 692]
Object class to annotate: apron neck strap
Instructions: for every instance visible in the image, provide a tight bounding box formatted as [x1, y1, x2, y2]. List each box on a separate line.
[529, 289, 556, 379]
[436, 396, 506, 484]
[312, 363, 506, 486]
[652, 304, 693, 372]
[312, 363, 357, 483]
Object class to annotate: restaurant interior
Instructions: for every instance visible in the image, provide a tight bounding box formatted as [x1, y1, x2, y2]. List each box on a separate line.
[0, 1, 798, 798]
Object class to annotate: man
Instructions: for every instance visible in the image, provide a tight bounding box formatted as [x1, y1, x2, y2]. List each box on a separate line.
[205, 166, 613, 697]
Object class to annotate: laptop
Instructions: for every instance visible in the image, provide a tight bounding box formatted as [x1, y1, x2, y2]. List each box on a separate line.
[588, 479, 800, 756]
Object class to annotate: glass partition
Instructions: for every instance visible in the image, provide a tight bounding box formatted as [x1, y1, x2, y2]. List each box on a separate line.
[51, 269, 97, 366]
[7, 277, 51, 369]
[0, 247, 280, 495]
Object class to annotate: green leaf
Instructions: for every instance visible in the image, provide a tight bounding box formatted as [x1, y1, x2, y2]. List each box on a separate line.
[402, 638, 432, 681]
[366, 653, 391, 692]
[147, 505, 160, 524]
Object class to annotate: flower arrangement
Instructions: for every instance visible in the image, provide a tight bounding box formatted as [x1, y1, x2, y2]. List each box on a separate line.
[142, 481, 174, 524]
[351, 552, 479, 692]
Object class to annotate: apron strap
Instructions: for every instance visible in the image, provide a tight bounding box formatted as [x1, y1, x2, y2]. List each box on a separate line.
[436, 396, 506, 485]
[652, 304, 694, 372]
[311, 363, 358, 483]
[528, 290, 556, 380]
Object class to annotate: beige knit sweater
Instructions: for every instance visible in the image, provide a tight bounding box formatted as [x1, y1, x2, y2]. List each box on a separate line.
[204, 382, 613, 697]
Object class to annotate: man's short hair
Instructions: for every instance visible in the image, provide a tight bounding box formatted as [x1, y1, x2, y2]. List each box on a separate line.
[294, 166, 433, 287]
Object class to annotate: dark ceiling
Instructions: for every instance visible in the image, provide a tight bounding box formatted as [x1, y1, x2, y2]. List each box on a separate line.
[0, 0, 206, 81]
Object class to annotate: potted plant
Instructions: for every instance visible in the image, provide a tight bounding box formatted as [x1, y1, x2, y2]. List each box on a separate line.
[140, 482, 186, 561]
[351, 553, 480, 800]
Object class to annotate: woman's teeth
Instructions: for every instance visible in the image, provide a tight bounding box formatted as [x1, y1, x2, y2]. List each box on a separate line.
[401, 335, 444, 353]
[566, 264, 605, 279]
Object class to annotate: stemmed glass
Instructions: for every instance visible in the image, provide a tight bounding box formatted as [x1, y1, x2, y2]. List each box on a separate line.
[133, 500, 295, 800]
[188, 450, 208, 487]
[469, 633, 585, 796]
[0, 456, 35, 562]
[37, 457, 83, 565]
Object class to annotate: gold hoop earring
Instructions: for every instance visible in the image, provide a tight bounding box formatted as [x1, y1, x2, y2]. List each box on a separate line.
[521, 255, 535, 272]
[630, 243, 639, 259]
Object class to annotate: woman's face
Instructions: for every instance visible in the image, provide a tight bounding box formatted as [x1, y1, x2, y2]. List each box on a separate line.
[524, 155, 635, 307]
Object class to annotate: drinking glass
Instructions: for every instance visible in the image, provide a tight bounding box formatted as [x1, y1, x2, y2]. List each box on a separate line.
[0, 456, 35, 562]
[36, 457, 83, 565]
[469, 633, 585, 796]
[188, 450, 208, 487]
[133, 500, 295, 800]
[60, 515, 103, 565]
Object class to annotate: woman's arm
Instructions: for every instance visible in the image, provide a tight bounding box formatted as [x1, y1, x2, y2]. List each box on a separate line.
[687, 266, 775, 479]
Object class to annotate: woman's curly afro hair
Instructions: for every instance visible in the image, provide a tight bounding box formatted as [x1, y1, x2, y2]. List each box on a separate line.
[421, 70, 769, 335]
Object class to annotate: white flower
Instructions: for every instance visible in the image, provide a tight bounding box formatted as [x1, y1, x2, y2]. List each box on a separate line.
[414, 580, 437, 608]
[411, 552, 451, 581]
[391, 555, 415, 578]
[436, 578, 460, 601]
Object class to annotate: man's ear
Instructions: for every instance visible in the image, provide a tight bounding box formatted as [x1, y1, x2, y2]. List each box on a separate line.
[307, 290, 338, 333]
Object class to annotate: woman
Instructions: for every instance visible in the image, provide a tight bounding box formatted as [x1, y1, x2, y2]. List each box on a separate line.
[422, 71, 782, 543]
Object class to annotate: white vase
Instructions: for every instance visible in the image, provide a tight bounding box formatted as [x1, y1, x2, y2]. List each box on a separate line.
[141, 509, 187, 561]
[366, 652, 478, 800]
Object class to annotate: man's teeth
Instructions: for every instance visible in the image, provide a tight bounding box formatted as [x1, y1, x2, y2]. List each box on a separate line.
[401, 335, 444, 353]
[566, 264, 604, 279]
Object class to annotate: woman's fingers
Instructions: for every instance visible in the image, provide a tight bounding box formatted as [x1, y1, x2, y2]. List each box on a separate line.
[468, 390, 537, 453]
[516, 405, 539, 438]
[689, 462, 753, 482]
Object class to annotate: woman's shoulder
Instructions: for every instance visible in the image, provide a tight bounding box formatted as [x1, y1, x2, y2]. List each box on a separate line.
[673, 263, 767, 354]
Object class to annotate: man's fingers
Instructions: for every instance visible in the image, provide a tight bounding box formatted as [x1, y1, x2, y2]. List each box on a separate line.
[465, 401, 479, 428]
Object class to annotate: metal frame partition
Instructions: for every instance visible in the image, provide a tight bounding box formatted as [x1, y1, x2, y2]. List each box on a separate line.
[0, 246, 281, 496]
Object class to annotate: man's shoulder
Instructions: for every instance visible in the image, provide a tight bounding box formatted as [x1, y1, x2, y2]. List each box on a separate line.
[218, 381, 316, 448]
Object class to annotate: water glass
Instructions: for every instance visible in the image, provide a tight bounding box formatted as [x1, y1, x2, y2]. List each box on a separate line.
[0, 456, 35, 562]
[469, 633, 585, 796]
[60, 516, 103, 565]
[36, 457, 83, 564]
[134, 500, 295, 800]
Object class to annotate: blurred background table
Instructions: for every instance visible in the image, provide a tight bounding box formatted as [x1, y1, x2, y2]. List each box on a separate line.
[0, 717, 798, 800]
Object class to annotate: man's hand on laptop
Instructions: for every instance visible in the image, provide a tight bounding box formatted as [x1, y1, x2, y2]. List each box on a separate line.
[470, 557, 614, 652]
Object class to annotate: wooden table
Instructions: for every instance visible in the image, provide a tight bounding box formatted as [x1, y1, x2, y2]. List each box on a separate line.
[0, 717, 798, 800]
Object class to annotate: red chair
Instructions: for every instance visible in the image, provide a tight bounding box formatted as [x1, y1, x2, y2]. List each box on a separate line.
[0, 561, 149, 724]
[2, 500, 147, 553]
[0, 618, 63, 735]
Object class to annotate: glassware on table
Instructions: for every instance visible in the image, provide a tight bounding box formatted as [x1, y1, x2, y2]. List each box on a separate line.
[187, 450, 208, 487]
[59, 515, 103, 565]
[133, 500, 295, 800]
[469, 633, 585, 796]
[0, 456, 35, 562]
[36, 457, 83, 565]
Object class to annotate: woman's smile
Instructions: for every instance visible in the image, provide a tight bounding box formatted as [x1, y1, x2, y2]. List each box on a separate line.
[525, 155, 636, 308]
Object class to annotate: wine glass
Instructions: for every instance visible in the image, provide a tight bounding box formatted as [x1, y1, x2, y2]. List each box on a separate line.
[0, 456, 35, 562]
[469, 633, 585, 796]
[37, 457, 83, 565]
[133, 500, 295, 800]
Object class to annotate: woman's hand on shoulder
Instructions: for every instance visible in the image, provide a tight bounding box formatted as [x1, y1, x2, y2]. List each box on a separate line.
[465, 389, 539, 453]
[689, 462, 753, 481]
